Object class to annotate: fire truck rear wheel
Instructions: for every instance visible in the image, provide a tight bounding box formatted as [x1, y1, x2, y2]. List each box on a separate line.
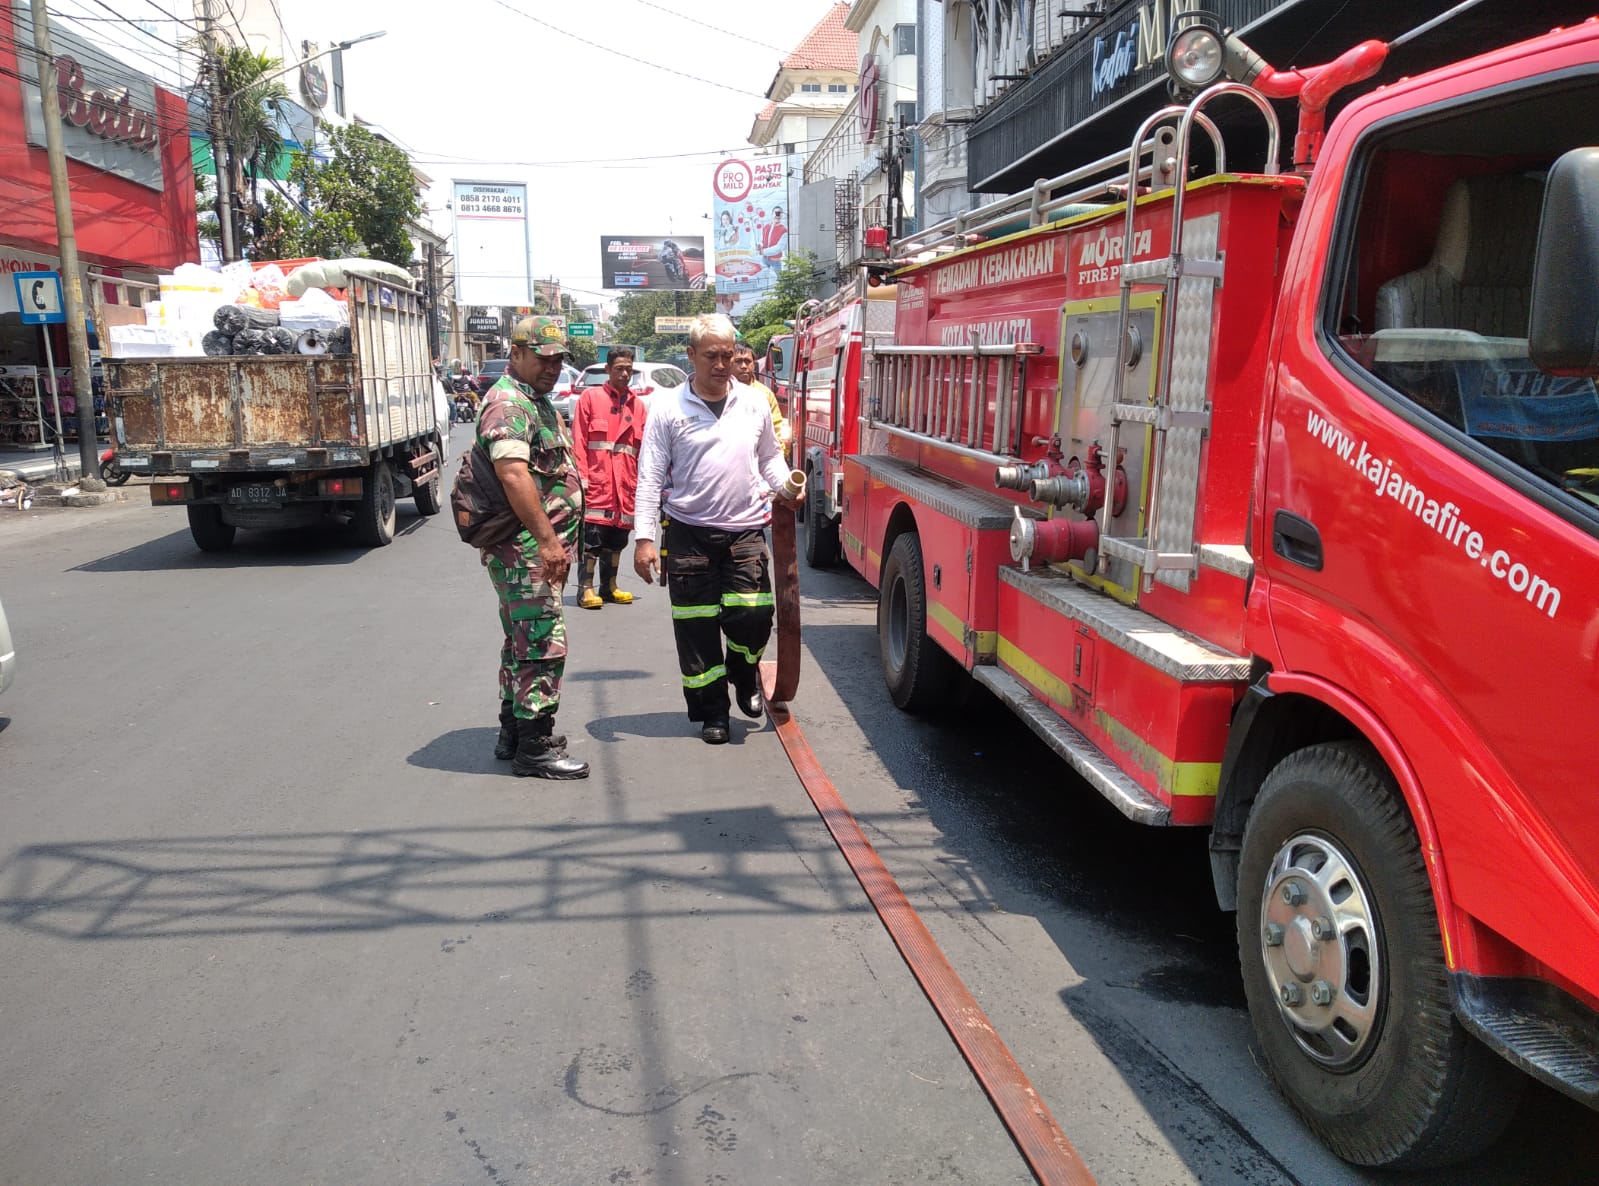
[1237, 741, 1521, 1168]
[804, 480, 840, 568]
[186, 503, 235, 552]
[878, 532, 959, 712]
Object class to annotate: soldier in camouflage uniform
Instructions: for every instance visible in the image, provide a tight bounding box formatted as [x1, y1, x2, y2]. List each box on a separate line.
[478, 316, 589, 779]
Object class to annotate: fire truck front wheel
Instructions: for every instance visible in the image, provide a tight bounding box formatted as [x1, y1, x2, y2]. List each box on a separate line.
[1237, 741, 1521, 1168]
[878, 533, 960, 712]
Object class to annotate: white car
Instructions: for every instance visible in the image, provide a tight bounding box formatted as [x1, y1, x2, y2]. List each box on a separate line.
[0, 592, 15, 697]
[556, 362, 689, 420]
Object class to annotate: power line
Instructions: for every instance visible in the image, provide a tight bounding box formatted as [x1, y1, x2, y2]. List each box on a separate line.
[484, 0, 772, 101]
[625, 0, 920, 97]
[408, 122, 882, 169]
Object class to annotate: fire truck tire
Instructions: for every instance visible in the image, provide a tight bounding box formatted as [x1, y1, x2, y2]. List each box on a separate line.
[878, 533, 959, 712]
[186, 504, 235, 552]
[1237, 741, 1521, 1168]
[804, 483, 840, 568]
[356, 459, 397, 547]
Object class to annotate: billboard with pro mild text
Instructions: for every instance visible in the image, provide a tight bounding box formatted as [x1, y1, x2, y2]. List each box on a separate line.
[712, 156, 790, 317]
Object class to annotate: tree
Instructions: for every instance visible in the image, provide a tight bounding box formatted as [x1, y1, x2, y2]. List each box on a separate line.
[219, 47, 289, 255]
[609, 287, 719, 361]
[258, 124, 423, 266]
[736, 251, 818, 350]
[195, 47, 288, 257]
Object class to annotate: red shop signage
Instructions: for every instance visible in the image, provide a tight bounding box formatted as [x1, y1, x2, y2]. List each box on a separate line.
[53, 54, 159, 154]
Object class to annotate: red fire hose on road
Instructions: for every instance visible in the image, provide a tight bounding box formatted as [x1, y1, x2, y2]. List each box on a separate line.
[762, 499, 1097, 1186]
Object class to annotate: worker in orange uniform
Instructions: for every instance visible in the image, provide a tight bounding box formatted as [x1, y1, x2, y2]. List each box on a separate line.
[571, 347, 648, 608]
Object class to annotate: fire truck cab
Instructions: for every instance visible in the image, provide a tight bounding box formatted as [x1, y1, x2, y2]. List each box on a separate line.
[836, 15, 1599, 1169]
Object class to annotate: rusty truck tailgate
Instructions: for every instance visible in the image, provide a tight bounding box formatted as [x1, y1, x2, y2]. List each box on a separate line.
[114, 357, 362, 451]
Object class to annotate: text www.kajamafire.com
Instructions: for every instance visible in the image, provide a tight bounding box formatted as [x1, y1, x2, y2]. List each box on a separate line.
[1305, 408, 1561, 619]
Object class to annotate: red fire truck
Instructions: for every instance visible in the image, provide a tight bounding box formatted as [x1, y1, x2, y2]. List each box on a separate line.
[791, 284, 897, 566]
[808, 14, 1599, 1169]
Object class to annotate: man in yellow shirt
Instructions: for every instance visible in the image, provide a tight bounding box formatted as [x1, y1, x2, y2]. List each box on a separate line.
[733, 341, 792, 462]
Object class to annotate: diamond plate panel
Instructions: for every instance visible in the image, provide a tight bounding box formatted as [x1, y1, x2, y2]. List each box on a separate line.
[858, 454, 1033, 530]
[1155, 211, 1220, 593]
[999, 565, 1250, 681]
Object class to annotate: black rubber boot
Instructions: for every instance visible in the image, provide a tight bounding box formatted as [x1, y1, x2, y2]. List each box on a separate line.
[511, 714, 589, 780]
[494, 701, 517, 761]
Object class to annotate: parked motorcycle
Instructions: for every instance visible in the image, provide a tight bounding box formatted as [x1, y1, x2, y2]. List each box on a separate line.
[100, 444, 131, 486]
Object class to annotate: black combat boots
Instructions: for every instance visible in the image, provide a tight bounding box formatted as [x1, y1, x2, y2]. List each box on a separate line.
[511, 714, 590, 780]
[497, 702, 566, 761]
[494, 701, 517, 760]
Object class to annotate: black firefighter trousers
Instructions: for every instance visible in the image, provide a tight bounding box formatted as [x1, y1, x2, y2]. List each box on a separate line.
[664, 520, 773, 722]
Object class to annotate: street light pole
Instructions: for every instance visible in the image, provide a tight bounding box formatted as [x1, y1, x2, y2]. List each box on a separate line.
[238, 32, 385, 94]
[28, 0, 99, 478]
[202, 0, 236, 263]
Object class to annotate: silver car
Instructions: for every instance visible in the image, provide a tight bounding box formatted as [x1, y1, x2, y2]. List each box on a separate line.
[0, 592, 14, 697]
[556, 362, 689, 421]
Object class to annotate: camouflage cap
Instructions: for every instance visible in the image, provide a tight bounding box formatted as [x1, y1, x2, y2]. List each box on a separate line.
[510, 315, 569, 356]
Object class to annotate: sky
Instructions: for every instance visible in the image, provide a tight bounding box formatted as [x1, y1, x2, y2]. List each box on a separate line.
[306, 0, 845, 313]
[32, 0, 845, 313]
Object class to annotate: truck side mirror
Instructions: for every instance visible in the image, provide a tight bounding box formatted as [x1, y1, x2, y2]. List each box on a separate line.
[1530, 147, 1599, 376]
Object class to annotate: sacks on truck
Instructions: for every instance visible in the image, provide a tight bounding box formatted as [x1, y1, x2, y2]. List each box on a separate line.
[278, 287, 349, 334]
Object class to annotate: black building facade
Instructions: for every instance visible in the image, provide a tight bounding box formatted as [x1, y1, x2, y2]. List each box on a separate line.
[968, 0, 1599, 195]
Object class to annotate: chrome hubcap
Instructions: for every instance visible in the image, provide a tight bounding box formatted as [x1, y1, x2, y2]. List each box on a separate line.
[1259, 832, 1381, 1068]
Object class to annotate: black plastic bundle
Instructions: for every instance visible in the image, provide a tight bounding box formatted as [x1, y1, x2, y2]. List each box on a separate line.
[201, 330, 233, 356]
[213, 304, 280, 335]
[261, 327, 297, 354]
[231, 328, 268, 354]
[329, 326, 353, 356]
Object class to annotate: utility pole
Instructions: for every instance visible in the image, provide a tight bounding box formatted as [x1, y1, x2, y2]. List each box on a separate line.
[29, 0, 99, 478]
[202, 0, 236, 263]
[424, 241, 441, 363]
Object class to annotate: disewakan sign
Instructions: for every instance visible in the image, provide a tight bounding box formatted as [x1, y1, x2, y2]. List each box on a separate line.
[452, 181, 532, 306]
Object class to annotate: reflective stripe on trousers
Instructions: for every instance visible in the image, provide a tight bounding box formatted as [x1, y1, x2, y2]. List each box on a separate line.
[664, 519, 773, 722]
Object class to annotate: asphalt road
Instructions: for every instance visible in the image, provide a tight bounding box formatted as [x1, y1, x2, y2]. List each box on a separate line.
[1, 435, 1594, 1185]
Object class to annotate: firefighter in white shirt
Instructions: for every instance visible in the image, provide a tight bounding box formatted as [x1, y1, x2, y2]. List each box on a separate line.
[633, 314, 798, 745]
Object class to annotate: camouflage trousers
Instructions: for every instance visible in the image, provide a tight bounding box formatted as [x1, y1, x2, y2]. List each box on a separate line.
[487, 552, 567, 720]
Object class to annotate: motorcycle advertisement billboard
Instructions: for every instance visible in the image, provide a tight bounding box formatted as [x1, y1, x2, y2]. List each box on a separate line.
[451, 181, 532, 306]
[598, 235, 706, 291]
[711, 156, 790, 317]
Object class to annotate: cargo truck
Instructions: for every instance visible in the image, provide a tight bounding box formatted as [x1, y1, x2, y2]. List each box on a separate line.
[100, 268, 446, 552]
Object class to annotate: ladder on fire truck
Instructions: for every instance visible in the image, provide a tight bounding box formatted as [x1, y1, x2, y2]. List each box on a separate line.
[1097, 85, 1279, 590]
[869, 85, 1279, 590]
[862, 113, 1235, 462]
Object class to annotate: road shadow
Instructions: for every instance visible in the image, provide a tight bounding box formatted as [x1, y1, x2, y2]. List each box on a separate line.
[587, 710, 765, 746]
[71, 508, 436, 572]
[407, 728, 501, 775]
[0, 818, 869, 942]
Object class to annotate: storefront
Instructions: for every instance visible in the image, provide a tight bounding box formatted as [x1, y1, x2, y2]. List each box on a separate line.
[966, 0, 1598, 195]
[0, 4, 197, 448]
